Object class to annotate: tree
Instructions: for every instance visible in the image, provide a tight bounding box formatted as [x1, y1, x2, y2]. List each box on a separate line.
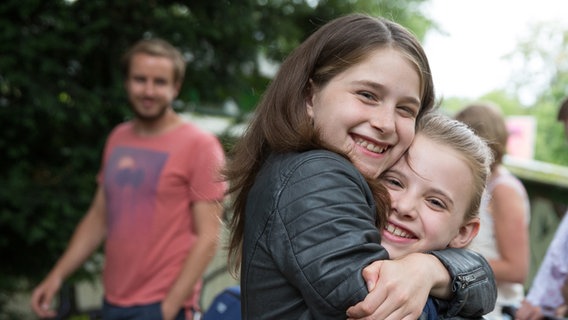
[507, 21, 568, 166]
[438, 19, 568, 167]
[0, 0, 433, 314]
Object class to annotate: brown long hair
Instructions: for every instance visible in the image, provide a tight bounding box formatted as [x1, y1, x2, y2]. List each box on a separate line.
[455, 103, 508, 170]
[224, 13, 435, 275]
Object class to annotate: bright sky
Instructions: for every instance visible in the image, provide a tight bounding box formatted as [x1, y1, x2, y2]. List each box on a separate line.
[423, 0, 568, 102]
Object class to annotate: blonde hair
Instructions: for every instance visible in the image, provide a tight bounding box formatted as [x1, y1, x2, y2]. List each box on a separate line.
[414, 112, 493, 222]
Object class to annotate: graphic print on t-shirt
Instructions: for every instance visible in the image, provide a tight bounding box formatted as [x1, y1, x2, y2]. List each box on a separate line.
[104, 146, 168, 245]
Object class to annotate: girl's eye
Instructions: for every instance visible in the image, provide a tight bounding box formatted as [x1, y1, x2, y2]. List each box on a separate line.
[359, 91, 376, 101]
[397, 105, 419, 118]
[382, 177, 402, 188]
[428, 198, 446, 210]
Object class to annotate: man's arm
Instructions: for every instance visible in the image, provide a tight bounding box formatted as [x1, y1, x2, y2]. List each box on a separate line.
[161, 200, 223, 320]
[30, 186, 107, 318]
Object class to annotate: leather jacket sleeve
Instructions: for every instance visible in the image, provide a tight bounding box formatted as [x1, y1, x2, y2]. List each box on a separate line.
[429, 248, 497, 318]
[266, 151, 390, 318]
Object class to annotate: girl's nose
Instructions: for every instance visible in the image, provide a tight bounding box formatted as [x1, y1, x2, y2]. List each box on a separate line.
[391, 195, 418, 220]
[370, 104, 396, 135]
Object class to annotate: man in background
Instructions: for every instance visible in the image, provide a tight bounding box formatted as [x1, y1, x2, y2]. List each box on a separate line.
[31, 38, 227, 320]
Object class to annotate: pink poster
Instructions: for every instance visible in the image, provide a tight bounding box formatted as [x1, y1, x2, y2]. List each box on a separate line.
[506, 116, 536, 159]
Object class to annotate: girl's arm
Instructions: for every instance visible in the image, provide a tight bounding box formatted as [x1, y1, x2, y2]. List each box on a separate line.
[347, 248, 497, 319]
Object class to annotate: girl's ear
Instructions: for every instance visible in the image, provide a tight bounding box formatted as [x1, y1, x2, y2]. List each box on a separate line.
[305, 79, 315, 118]
[449, 218, 480, 248]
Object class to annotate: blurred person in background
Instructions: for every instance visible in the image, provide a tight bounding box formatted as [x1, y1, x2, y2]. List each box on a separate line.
[30, 38, 227, 320]
[456, 102, 531, 319]
[515, 97, 568, 320]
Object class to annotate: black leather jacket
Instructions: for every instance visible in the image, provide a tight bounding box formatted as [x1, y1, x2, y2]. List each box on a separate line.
[242, 150, 496, 319]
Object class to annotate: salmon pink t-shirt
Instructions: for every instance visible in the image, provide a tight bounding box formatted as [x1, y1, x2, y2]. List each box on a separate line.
[98, 121, 226, 310]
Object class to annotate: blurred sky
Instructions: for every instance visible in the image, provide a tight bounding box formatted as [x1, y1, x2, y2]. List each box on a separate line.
[423, 0, 568, 102]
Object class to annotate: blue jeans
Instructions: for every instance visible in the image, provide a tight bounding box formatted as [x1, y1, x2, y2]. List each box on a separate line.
[102, 300, 186, 320]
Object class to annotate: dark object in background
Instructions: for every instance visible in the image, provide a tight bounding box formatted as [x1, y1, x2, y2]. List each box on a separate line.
[202, 286, 241, 320]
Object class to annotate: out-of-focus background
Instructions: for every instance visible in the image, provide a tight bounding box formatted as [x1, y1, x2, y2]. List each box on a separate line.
[2, 0, 568, 319]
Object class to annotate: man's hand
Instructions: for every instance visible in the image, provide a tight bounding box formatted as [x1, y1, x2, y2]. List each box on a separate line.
[30, 275, 63, 318]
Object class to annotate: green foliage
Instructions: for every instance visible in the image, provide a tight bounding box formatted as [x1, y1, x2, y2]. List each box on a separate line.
[0, 0, 433, 312]
[528, 101, 568, 166]
[0, 0, 128, 296]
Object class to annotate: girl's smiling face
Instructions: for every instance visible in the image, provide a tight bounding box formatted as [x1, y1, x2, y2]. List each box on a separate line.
[306, 47, 421, 179]
[379, 134, 480, 259]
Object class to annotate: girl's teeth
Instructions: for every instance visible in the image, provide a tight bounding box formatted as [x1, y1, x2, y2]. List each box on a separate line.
[357, 139, 386, 153]
[385, 223, 413, 238]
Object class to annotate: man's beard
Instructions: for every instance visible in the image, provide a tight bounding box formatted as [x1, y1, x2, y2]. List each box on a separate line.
[130, 103, 169, 122]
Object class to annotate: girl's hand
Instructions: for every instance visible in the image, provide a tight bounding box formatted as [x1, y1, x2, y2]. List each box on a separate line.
[346, 253, 449, 320]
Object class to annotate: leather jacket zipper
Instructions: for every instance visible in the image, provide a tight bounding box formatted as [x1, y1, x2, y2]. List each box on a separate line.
[455, 267, 487, 290]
